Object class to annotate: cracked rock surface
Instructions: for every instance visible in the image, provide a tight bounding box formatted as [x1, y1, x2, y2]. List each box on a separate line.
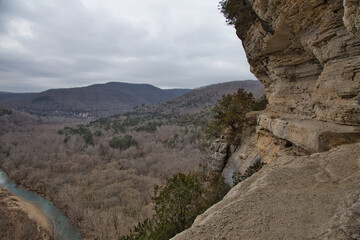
[173, 143, 360, 240]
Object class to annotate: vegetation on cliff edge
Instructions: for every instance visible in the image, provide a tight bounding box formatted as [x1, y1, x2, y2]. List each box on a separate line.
[205, 88, 267, 143]
[121, 172, 230, 240]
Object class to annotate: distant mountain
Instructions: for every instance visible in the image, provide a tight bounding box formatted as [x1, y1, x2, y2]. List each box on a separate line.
[146, 80, 264, 115]
[165, 89, 192, 96]
[0, 93, 36, 103]
[3, 82, 190, 117]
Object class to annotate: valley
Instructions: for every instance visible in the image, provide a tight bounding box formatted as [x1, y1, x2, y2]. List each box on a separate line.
[0, 80, 264, 239]
[1, 0, 359, 239]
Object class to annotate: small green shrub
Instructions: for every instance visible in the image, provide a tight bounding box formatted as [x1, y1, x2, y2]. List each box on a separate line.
[94, 130, 102, 137]
[112, 121, 125, 133]
[122, 118, 141, 127]
[109, 135, 137, 150]
[135, 123, 157, 132]
[59, 125, 94, 145]
[104, 123, 111, 131]
[63, 136, 71, 143]
[1, 108, 12, 115]
[232, 162, 266, 186]
[81, 128, 94, 146]
[252, 94, 268, 111]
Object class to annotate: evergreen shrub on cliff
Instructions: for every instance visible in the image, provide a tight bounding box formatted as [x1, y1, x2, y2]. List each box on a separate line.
[251, 94, 268, 111]
[206, 88, 255, 142]
[219, 0, 241, 25]
[120, 172, 229, 240]
[232, 161, 266, 186]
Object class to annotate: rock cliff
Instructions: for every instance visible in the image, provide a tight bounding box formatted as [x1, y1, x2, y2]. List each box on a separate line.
[174, 143, 360, 240]
[173, 0, 360, 239]
[240, 0, 360, 126]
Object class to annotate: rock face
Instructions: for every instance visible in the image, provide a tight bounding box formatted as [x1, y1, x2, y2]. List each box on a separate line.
[344, 0, 360, 38]
[212, 0, 360, 173]
[258, 111, 360, 153]
[208, 137, 231, 173]
[173, 143, 360, 240]
[237, 0, 360, 125]
[174, 1, 360, 239]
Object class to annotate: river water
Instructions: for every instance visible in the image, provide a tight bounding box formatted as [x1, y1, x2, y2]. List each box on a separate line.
[0, 169, 82, 240]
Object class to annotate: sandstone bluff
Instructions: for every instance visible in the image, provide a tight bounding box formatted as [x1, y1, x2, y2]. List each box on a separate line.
[173, 0, 360, 239]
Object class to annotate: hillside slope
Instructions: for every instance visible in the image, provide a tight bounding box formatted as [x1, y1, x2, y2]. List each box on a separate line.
[146, 80, 264, 115]
[3, 82, 190, 117]
[0, 93, 35, 103]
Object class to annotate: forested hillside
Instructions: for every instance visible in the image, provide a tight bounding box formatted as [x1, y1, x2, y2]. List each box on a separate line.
[2, 82, 190, 117]
[0, 81, 263, 238]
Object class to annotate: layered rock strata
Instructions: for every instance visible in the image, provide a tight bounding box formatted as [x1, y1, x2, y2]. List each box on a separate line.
[174, 1, 360, 239]
[210, 0, 360, 177]
[238, 0, 360, 126]
[258, 111, 360, 153]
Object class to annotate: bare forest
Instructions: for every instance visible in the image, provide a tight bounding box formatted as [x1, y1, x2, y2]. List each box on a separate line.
[0, 81, 264, 239]
[0, 107, 210, 239]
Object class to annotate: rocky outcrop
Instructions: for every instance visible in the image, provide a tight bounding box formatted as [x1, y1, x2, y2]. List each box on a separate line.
[173, 143, 360, 240]
[344, 0, 360, 38]
[209, 0, 360, 178]
[206, 0, 360, 184]
[210, 112, 310, 185]
[174, 1, 360, 239]
[237, 0, 360, 126]
[208, 137, 231, 173]
[258, 111, 360, 153]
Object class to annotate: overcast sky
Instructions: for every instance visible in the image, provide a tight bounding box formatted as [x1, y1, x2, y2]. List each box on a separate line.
[0, 0, 255, 93]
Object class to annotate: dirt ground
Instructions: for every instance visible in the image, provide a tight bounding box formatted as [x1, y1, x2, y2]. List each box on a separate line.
[0, 186, 52, 240]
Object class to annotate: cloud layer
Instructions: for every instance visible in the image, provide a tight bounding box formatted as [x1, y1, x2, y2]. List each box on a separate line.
[0, 0, 255, 92]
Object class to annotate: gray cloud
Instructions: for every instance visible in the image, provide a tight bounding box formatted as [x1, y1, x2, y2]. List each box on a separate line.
[0, 0, 255, 92]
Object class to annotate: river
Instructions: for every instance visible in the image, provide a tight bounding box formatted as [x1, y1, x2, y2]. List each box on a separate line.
[0, 169, 82, 240]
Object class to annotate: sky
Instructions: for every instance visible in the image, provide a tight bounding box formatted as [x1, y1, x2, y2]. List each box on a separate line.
[0, 0, 255, 93]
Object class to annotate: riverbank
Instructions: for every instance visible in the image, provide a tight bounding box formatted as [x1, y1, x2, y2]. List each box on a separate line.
[0, 169, 82, 240]
[0, 186, 52, 239]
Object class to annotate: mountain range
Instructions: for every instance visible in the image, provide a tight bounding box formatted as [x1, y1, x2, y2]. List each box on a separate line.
[1, 81, 264, 117]
[0, 82, 190, 117]
[145, 80, 264, 115]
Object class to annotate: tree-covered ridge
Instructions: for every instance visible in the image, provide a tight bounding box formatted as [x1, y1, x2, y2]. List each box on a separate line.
[1, 82, 190, 117]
